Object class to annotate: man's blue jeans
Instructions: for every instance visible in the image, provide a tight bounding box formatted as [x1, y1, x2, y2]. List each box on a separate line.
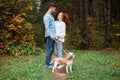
[45, 37, 55, 66]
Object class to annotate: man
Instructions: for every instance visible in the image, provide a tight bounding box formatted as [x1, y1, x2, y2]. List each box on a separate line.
[43, 3, 57, 68]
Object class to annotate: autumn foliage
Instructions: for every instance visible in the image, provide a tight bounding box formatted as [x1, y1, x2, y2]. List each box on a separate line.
[0, 0, 120, 55]
[0, 0, 42, 55]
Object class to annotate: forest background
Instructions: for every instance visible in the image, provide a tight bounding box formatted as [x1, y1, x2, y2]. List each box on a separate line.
[0, 0, 120, 55]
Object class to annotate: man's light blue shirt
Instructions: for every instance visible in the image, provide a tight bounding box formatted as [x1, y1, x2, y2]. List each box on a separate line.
[43, 12, 56, 37]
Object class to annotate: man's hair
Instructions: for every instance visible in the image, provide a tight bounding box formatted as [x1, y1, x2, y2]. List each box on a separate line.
[48, 3, 57, 9]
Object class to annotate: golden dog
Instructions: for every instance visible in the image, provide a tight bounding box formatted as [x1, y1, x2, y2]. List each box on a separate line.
[50, 52, 75, 73]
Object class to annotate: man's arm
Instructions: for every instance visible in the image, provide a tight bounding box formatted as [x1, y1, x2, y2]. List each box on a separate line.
[43, 16, 56, 40]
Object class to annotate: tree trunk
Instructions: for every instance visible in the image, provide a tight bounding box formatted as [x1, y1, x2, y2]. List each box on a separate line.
[79, 0, 90, 49]
[84, 0, 89, 49]
[116, 0, 120, 21]
[79, 0, 84, 21]
[105, 0, 111, 46]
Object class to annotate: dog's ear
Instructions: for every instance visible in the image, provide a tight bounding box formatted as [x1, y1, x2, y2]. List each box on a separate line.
[72, 54, 75, 58]
[68, 54, 74, 60]
[67, 52, 75, 60]
[68, 55, 72, 60]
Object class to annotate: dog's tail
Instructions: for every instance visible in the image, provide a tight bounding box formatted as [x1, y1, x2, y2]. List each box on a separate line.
[50, 58, 55, 64]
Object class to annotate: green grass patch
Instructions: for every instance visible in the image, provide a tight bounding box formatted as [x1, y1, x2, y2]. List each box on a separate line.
[67, 51, 120, 80]
[0, 51, 120, 80]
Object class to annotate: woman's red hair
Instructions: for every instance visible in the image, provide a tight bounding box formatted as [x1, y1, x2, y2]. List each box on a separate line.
[61, 12, 70, 28]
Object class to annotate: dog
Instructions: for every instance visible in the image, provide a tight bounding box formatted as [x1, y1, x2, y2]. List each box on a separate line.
[50, 52, 75, 73]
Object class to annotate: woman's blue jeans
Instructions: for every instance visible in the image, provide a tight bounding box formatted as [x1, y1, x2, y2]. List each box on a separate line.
[54, 40, 63, 58]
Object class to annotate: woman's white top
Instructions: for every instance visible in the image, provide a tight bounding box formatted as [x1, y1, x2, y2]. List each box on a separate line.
[55, 21, 66, 42]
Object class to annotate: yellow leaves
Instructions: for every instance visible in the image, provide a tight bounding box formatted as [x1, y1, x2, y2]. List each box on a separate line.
[17, 25, 22, 29]
[116, 33, 120, 37]
[28, 6, 33, 10]
[86, 16, 93, 25]
[13, 50, 21, 56]
[0, 30, 6, 40]
[22, 35, 35, 41]
[0, 41, 14, 49]
[5, 33, 12, 38]
[90, 27, 96, 33]
[12, 12, 26, 25]
[6, 24, 16, 31]
[24, 22, 33, 30]
[76, 28, 81, 33]
[5, 42, 12, 48]
[0, 18, 2, 21]
[22, 13, 26, 17]
[73, 14, 77, 20]
[1, 1, 37, 55]
[16, 18, 23, 23]
[0, 42, 2, 45]
[112, 23, 120, 29]
[0, 30, 12, 39]
[12, 15, 23, 23]
[24, 5, 33, 11]
[6, 13, 25, 31]
[12, 15, 19, 21]
[0, 43, 3, 51]
[22, 35, 27, 41]
[7, 24, 14, 27]
[0, 29, 6, 33]
[25, 22, 32, 27]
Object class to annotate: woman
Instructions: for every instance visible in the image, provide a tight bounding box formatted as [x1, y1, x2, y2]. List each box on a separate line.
[54, 12, 70, 57]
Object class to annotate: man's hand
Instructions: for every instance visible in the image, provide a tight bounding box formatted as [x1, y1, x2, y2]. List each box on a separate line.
[50, 36, 56, 40]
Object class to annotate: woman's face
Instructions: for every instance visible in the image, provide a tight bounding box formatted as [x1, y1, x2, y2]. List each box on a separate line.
[57, 12, 63, 20]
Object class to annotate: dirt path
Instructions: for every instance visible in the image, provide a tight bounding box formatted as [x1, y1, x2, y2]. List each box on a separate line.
[53, 69, 67, 80]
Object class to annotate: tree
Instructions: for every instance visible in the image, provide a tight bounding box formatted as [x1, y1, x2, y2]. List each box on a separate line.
[105, 0, 111, 46]
[83, 0, 90, 49]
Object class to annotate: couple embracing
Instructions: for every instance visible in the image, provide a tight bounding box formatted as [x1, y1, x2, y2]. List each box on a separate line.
[43, 3, 70, 68]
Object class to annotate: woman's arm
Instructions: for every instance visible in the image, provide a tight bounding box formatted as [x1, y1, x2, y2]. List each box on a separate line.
[58, 23, 66, 39]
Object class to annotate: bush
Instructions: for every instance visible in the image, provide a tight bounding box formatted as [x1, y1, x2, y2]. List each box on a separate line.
[8, 45, 42, 56]
[0, 0, 37, 55]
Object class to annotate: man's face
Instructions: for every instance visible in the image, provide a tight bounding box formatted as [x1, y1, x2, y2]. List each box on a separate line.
[51, 7, 57, 14]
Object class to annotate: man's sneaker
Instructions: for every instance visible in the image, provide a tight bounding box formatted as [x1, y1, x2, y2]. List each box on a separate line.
[44, 64, 48, 67]
[44, 64, 53, 69]
[47, 65, 53, 69]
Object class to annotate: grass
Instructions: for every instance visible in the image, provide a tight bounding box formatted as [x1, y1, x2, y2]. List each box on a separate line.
[0, 50, 120, 80]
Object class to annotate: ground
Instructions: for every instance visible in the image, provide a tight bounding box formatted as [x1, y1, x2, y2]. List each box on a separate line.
[0, 50, 120, 80]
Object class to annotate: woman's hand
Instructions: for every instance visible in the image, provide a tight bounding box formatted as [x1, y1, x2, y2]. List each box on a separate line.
[57, 36, 60, 39]
[55, 36, 60, 40]
[50, 36, 56, 40]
